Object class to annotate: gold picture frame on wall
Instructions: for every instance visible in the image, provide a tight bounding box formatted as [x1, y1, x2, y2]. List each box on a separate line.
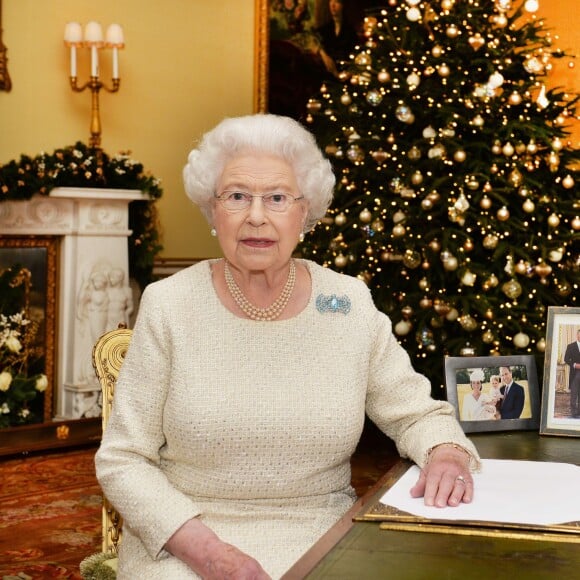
[0, 0, 12, 92]
[254, 0, 379, 119]
[0, 236, 58, 423]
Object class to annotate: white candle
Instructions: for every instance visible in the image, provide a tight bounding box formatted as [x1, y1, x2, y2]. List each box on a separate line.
[91, 45, 99, 77]
[112, 47, 119, 79]
[70, 46, 77, 77]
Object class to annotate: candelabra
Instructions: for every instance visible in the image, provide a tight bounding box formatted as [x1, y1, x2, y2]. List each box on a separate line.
[64, 21, 124, 148]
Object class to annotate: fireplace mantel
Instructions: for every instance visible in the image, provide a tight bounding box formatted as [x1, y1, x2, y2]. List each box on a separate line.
[0, 187, 147, 420]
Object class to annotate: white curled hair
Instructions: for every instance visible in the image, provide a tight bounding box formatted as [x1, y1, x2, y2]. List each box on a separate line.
[182, 114, 336, 231]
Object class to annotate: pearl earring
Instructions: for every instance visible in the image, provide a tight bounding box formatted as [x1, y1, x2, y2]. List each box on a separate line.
[210, 228, 217, 237]
[299, 232, 305, 243]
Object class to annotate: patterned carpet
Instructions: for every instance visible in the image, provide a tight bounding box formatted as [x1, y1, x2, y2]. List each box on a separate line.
[0, 447, 102, 579]
[0, 423, 398, 578]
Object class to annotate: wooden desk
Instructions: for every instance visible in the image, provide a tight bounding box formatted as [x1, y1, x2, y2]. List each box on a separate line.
[283, 432, 580, 579]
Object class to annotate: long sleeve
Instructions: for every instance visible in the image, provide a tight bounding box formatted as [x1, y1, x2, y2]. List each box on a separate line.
[95, 285, 202, 560]
[363, 294, 480, 470]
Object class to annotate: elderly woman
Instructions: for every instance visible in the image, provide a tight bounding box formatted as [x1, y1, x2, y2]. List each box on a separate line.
[95, 114, 480, 579]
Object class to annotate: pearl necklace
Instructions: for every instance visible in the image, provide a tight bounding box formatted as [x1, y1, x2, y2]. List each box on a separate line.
[224, 260, 296, 321]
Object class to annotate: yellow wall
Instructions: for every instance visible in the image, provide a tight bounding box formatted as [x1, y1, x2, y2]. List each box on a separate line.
[0, 0, 255, 259]
[0, 1, 577, 260]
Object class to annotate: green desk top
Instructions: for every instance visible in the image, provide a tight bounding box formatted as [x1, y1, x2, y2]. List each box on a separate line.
[295, 432, 580, 579]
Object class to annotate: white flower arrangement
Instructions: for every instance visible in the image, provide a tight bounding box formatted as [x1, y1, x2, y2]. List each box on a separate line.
[0, 272, 48, 428]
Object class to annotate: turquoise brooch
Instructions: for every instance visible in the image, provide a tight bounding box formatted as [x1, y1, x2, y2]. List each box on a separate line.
[316, 294, 351, 314]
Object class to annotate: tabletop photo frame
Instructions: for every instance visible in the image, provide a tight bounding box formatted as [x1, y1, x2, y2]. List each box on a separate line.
[444, 355, 540, 434]
[540, 307, 580, 437]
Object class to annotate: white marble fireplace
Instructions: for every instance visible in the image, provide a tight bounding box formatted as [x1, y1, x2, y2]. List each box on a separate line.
[0, 187, 147, 420]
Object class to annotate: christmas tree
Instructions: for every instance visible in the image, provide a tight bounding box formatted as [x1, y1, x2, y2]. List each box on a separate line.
[299, 0, 579, 393]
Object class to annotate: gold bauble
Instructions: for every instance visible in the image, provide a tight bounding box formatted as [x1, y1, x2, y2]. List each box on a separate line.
[446, 307, 459, 322]
[508, 91, 522, 105]
[482, 330, 495, 344]
[514, 260, 528, 275]
[443, 256, 458, 271]
[484, 309, 494, 320]
[392, 224, 406, 237]
[480, 196, 492, 210]
[502, 279, 522, 299]
[535, 262, 552, 278]
[421, 198, 433, 210]
[491, 141, 502, 155]
[527, 140, 538, 154]
[334, 253, 347, 268]
[459, 315, 478, 331]
[454, 150, 466, 162]
[403, 250, 422, 269]
[335, 212, 347, 226]
[438, 63, 451, 77]
[377, 69, 391, 83]
[419, 277, 429, 291]
[371, 218, 384, 232]
[557, 281, 572, 296]
[523, 199, 535, 213]
[508, 169, 523, 187]
[562, 174, 575, 189]
[419, 296, 433, 309]
[537, 338, 546, 352]
[427, 240, 440, 253]
[547, 214, 560, 228]
[371, 149, 388, 163]
[483, 234, 499, 249]
[513, 332, 530, 349]
[496, 206, 510, 221]
[340, 93, 352, 105]
[572, 216, 580, 231]
[359, 208, 372, 223]
[433, 300, 450, 316]
[446, 25, 459, 38]
[464, 239, 474, 252]
[365, 246, 374, 256]
[431, 45, 444, 58]
[380, 250, 391, 262]
[441, 0, 454, 10]
[502, 142, 515, 157]
[394, 320, 412, 336]
[401, 305, 414, 319]
[411, 171, 423, 185]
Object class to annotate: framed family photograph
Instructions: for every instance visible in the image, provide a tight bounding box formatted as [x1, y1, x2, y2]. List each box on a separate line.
[540, 307, 580, 437]
[444, 355, 540, 434]
[254, 0, 382, 118]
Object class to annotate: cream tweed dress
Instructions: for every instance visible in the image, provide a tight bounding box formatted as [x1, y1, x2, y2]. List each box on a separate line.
[95, 259, 478, 579]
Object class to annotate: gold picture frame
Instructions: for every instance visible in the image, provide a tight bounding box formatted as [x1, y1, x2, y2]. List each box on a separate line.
[0, 236, 58, 422]
[254, 0, 379, 118]
[0, 0, 12, 92]
[540, 307, 580, 437]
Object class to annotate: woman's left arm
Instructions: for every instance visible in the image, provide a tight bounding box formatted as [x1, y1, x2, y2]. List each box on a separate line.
[363, 303, 480, 507]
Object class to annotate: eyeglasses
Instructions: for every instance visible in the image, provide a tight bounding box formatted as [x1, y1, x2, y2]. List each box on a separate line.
[215, 191, 305, 213]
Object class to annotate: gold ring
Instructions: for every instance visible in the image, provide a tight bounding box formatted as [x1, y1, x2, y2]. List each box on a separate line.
[456, 475, 466, 484]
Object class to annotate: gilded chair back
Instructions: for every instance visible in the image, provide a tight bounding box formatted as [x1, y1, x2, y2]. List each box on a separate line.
[92, 324, 133, 554]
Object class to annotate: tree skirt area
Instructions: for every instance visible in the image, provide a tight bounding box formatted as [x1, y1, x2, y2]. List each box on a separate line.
[0, 447, 101, 579]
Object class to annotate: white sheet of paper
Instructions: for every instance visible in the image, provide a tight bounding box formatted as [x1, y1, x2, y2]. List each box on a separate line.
[379, 459, 580, 526]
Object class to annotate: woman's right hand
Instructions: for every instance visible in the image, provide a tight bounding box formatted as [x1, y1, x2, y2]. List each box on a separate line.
[165, 517, 271, 579]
